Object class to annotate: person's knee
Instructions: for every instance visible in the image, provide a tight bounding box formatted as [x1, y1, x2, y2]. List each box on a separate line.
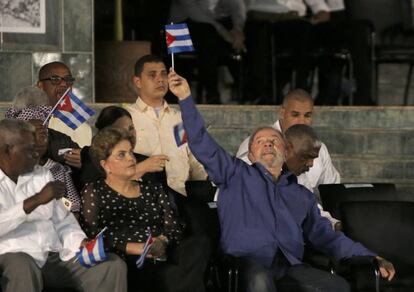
[106, 253, 127, 277]
[1, 252, 40, 275]
[332, 275, 351, 292]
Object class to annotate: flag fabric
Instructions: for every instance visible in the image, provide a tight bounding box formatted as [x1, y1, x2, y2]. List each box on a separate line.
[53, 90, 95, 130]
[76, 232, 107, 268]
[173, 122, 188, 147]
[136, 233, 153, 269]
[165, 23, 195, 54]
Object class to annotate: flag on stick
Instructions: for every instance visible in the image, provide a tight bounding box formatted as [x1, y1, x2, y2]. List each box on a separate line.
[76, 227, 108, 268]
[165, 23, 195, 54]
[136, 232, 153, 269]
[173, 122, 188, 147]
[44, 89, 95, 130]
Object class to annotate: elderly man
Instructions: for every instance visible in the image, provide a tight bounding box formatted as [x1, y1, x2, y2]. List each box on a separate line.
[0, 119, 127, 292]
[127, 54, 207, 196]
[167, 68, 395, 292]
[237, 89, 340, 228]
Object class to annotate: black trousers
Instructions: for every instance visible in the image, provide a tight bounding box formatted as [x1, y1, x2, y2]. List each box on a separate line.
[239, 255, 350, 292]
[126, 235, 210, 292]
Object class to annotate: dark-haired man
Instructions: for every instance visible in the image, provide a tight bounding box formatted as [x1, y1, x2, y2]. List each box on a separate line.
[37, 61, 92, 148]
[127, 54, 207, 196]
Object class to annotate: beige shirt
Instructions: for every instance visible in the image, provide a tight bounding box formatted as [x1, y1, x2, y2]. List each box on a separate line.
[127, 97, 207, 195]
[48, 116, 93, 147]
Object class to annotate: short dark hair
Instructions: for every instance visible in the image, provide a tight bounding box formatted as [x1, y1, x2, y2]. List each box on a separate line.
[95, 106, 132, 130]
[38, 61, 71, 80]
[282, 89, 314, 107]
[89, 127, 136, 175]
[134, 54, 165, 77]
[0, 119, 35, 150]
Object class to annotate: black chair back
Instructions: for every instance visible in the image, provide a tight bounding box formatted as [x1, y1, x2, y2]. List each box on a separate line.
[345, 0, 412, 41]
[318, 183, 397, 220]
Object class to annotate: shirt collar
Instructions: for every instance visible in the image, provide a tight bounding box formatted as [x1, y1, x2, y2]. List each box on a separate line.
[136, 97, 170, 113]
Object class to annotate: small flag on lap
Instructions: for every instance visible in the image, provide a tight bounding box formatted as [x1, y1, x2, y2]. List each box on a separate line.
[173, 122, 188, 147]
[53, 90, 95, 130]
[136, 232, 153, 269]
[165, 23, 195, 54]
[77, 230, 107, 268]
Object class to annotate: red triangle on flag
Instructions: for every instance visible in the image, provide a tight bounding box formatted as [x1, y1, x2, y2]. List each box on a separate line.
[57, 94, 74, 112]
[85, 238, 97, 253]
[166, 32, 176, 47]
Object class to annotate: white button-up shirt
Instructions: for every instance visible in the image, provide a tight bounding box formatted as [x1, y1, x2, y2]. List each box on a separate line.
[0, 166, 86, 267]
[236, 120, 341, 226]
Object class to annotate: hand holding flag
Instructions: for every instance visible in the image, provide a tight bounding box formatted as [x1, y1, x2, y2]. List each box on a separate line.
[76, 227, 107, 268]
[136, 232, 153, 269]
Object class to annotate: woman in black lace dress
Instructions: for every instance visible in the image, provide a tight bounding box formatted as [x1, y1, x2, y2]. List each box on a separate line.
[80, 127, 207, 292]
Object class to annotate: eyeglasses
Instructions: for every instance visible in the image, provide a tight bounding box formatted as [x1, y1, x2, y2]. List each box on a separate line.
[40, 75, 75, 85]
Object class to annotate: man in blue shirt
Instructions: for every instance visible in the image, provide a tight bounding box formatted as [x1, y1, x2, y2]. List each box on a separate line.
[167, 68, 395, 292]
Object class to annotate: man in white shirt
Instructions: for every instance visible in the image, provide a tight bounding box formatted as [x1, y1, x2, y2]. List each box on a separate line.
[37, 61, 92, 148]
[237, 89, 341, 227]
[0, 119, 127, 292]
[127, 55, 207, 195]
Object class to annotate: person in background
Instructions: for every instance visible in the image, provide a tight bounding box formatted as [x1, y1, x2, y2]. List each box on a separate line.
[169, 0, 246, 104]
[37, 61, 91, 169]
[127, 55, 207, 196]
[78, 105, 169, 190]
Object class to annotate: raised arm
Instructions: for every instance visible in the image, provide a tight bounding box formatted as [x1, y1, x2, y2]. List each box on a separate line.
[168, 68, 240, 186]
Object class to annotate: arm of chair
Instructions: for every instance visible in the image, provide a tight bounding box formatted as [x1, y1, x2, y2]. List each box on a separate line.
[336, 256, 380, 292]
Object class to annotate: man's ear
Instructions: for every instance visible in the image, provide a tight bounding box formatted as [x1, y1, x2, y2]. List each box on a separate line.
[132, 76, 141, 89]
[37, 81, 44, 90]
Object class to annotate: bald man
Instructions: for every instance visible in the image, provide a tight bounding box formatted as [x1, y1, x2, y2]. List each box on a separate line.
[37, 61, 92, 148]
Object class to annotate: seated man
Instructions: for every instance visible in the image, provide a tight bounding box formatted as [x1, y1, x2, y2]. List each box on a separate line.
[37, 61, 93, 147]
[237, 89, 341, 228]
[0, 119, 127, 292]
[167, 68, 395, 292]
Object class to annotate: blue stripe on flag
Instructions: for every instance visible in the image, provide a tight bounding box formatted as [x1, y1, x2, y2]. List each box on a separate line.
[165, 23, 189, 30]
[54, 111, 78, 130]
[173, 34, 192, 41]
[69, 92, 95, 116]
[168, 45, 195, 54]
[97, 235, 107, 261]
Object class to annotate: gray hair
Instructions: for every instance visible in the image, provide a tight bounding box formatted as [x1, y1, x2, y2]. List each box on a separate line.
[13, 86, 49, 110]
[284, 124, 321, 153]
[0, 119, 35, 149]
[248, 126, 283, 152]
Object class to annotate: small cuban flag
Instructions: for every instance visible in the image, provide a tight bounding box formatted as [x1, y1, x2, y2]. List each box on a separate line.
[136, 232, 153, 269]
[51, 88, 95, 130]
[173, 122, 188, 147]
[165, 23, 195, 54]
[76, 228, 107, 268]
